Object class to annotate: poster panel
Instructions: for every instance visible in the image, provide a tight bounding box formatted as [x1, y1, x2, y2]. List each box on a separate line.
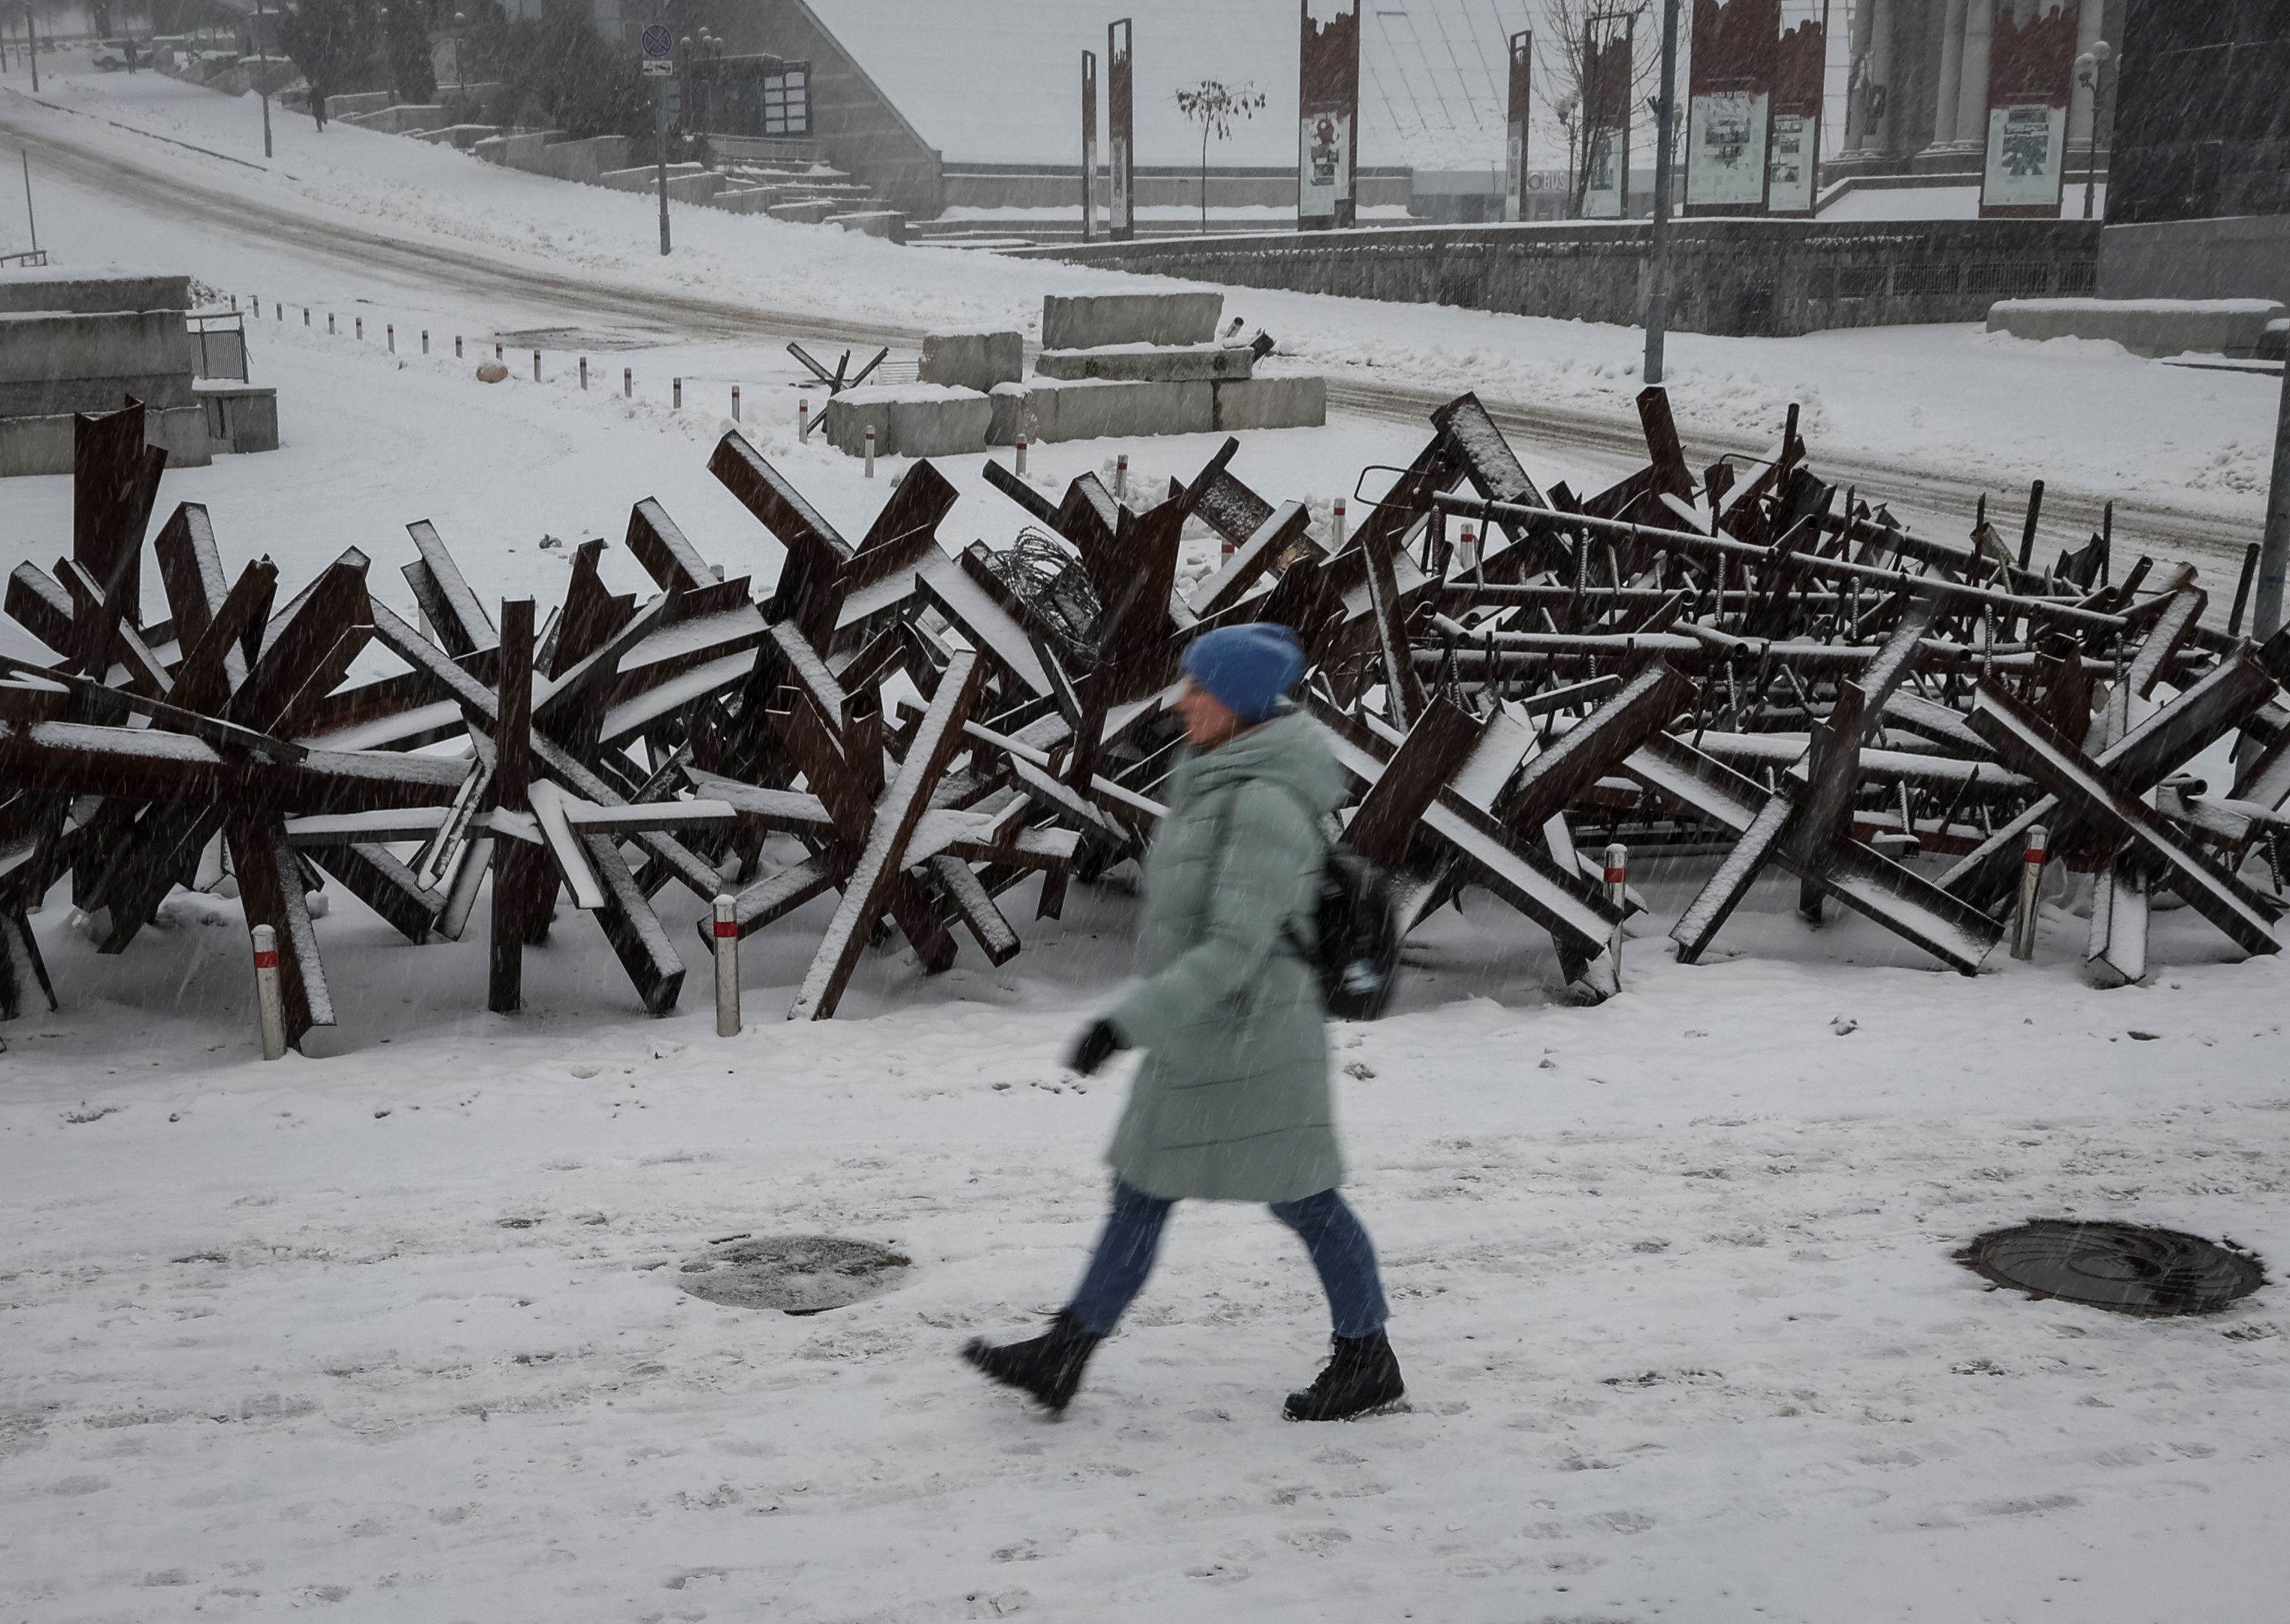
[1504, 29, 1532, 222]
[1081, 50, 1098, 241]
[1766, 110, 1814, 212]
[1299, 113, 1354, 221]
[1299, 0, 1360, 228]
[1582, 127, 1625, 218]
[1686, 89, 1770, 207]
[1109, 18, 1135, 240]
[1983, 103, 2067, 209]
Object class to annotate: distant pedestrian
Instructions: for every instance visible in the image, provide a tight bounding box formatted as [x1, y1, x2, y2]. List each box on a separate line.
[963, 624, 1405, 1422]
[310, 81, 328, 132]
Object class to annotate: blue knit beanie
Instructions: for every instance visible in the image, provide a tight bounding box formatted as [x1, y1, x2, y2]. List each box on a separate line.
[1180, 624, 1305, 726]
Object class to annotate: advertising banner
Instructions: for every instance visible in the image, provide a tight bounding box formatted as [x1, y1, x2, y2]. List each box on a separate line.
[1980, 2, 2078, 218]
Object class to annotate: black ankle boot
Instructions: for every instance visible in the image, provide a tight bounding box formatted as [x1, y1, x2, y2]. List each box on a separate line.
[1284, 1328, 1405, 1421]
[961, 1311, 1105, 1413]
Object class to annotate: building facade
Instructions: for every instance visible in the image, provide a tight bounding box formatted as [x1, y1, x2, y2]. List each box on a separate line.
[1830, 0, 2122, 181]
[2095, 0, 2290, 301]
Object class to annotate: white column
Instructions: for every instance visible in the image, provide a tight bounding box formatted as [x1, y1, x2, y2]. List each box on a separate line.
[1955, 0, 1995, 154]
[1865, 0, 1897, 152]
[2068, 0, 2104, 150]
[1932, 0, 1968, 149]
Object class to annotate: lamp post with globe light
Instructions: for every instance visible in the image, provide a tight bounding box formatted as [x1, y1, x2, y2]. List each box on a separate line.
[2075, 38, 2113, 221]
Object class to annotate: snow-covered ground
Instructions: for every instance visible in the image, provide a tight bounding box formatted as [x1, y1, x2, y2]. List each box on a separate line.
[4, 57, 2289, 1624]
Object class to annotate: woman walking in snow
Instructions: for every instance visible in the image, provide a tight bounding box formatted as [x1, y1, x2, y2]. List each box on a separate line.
[963, 623, 1404, 1422]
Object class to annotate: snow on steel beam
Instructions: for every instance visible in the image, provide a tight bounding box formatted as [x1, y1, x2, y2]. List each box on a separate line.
[791, 649, 987, 1021]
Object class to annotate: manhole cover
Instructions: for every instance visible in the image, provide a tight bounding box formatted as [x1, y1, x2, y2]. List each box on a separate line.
[675, 1235, 911, 1315]
[1958, 1221, 2263, 1317]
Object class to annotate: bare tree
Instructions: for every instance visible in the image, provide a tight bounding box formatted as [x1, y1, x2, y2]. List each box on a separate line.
[1535, 0, 1681, 216]
[1174, 79, 1266, 234]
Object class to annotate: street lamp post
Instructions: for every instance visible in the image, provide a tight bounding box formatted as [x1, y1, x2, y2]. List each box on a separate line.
[256, 0, 273, 157]
[1555, 94, 1578, 219]
[453, 11, 466, 92]
[1642, 0, 1683, 386]
[2075, 39, 2113, 222]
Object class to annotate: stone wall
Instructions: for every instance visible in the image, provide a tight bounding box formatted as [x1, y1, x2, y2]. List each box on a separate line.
[1010, 218, 2101, 338]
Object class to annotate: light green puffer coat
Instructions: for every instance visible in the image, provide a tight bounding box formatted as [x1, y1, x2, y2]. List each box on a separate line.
[1105, 709, 1347, 1203]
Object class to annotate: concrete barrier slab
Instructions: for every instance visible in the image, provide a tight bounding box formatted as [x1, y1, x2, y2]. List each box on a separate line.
[1212, 375, 1327, 432]
[1986, 296, 2288, 358]
[921, 330, 1023, 392]
[768, 200, 840, 224]
[1041, 291, 1223, 350]
[831, 210, 908, 244]
[825, 385, 991, 458]
[0, 310, 198, 387]
[707, 189, 778, 214]
[0, 271, 192, 316]
[1022, 377, 1215, 443]
[1035, 341, 1257, 383]
[988, 382, 1027, 446]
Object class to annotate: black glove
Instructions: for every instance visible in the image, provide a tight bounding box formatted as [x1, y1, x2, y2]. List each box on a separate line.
[1066, 1018, 1128, 1078]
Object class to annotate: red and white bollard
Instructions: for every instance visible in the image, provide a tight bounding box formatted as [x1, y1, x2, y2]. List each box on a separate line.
[1332, 497, 1348, 549]
[422, 330, 430, 355]
[327, 312, 335, 335]
[495, 341, 503, 361]
[251, 924, 287, 1061]
[386, 323, 395, 353]
[864, 425, 876, 478]
[302, 307, 310, 327]
[713, 894, 741, 1037]
[532, 349, 541, 382]
[1015, 433, 1027, 476]
[2011, 824, 2048, 960]
[623, 366, 632, 398]
[1603, 842, 1629, 987]
[455, 335, 463, 358]
[579, 356, 588, 390]
[354, 316, 361, 340]
[673, 377, 683, 410]
[731, 384, 742, 422]
[1115, 452, 1128, 500]
[798, 397, 810, 442]
[1459, 523, 1480, 575]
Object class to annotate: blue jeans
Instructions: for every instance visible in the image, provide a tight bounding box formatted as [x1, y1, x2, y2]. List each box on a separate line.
[1066, 1181, 1390, 1339]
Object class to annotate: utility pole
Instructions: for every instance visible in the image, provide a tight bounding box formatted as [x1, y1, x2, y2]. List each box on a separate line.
[2257, 365, 2290, 640]
[256, 0, 274, 158]
[2076, 39, 2113, 222]
[655, 61, 670, 256]
[29, 8, 40, 94]
[1641, 0, 1681, 385]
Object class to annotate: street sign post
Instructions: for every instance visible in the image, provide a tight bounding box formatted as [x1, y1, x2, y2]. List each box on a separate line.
[643, 25, 673, 254]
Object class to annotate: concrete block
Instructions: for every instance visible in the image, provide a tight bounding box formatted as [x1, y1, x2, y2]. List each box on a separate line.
[413, 124, 502, 148]
[824, 385, 992, 459]
[667, 171, 723, 204]
[1212, 375, 1327, 432]
[1040, 291, 1223, 351]
[344, 103, 446, 134]
[768, 200, 841, 225]
[4, 404, 210, 476]
[475, 129, 569, 170]
[987, 382, 1027, 446]
[0, 271, 192, 316]
[1022, 377, 1215, 443]
[1034, 342, 1256, 383]
[920, 330, 1023, 392]
[1986, 296, 2288, 358]
[197, 383, 280, 454]
[0, 310, 198, 388]
[324, 90, 394, 121]
[831, 210, 908, 244]
[598, 163, 706, 194]
[531, 135, 631, 185]
[706, 188, 778, 215]
[0, 372, 198, 417]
